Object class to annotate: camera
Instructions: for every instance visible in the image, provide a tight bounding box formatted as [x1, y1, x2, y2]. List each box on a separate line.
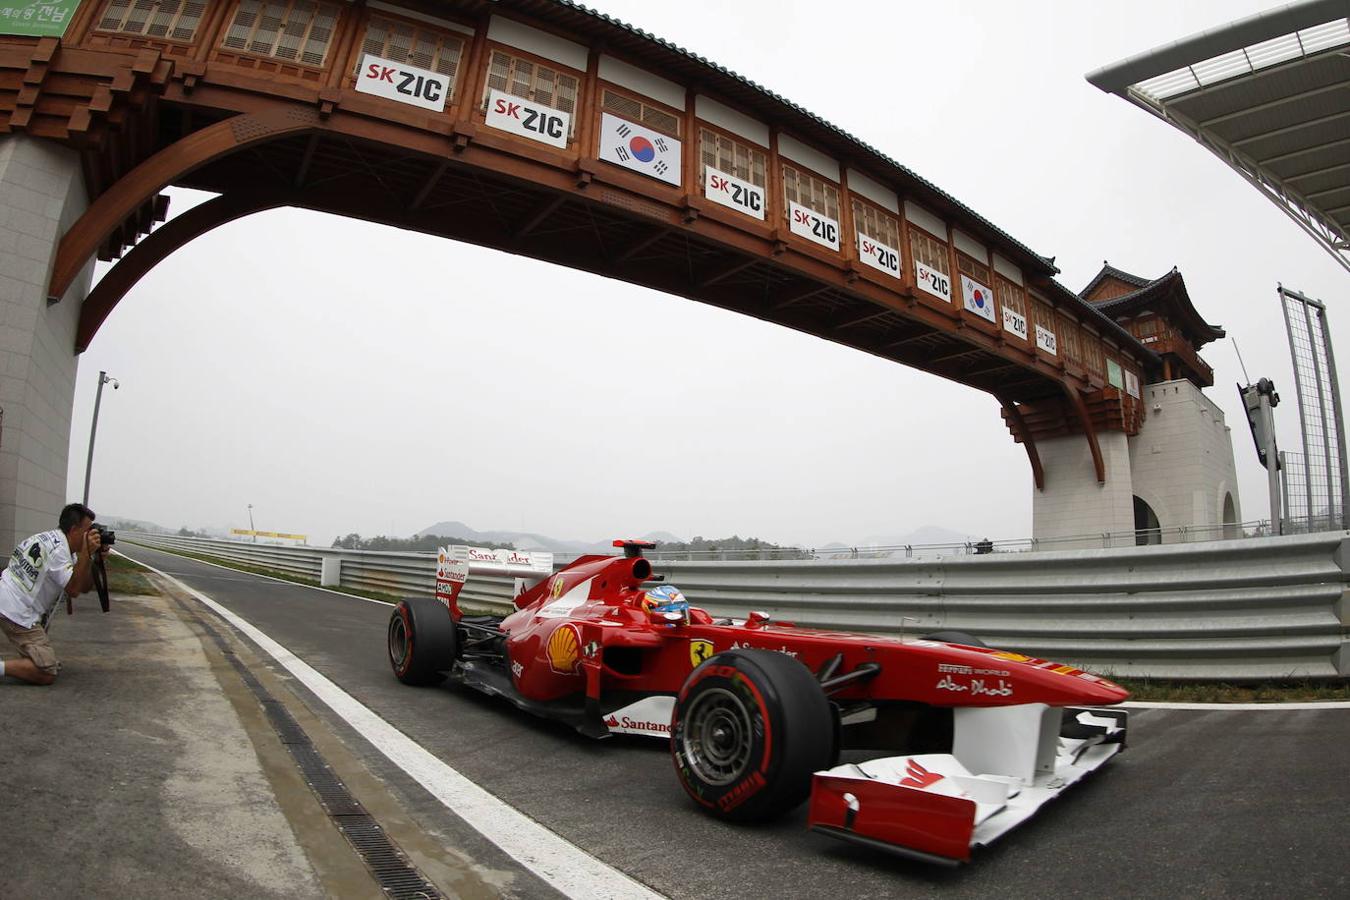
[92, 523, 116, 547]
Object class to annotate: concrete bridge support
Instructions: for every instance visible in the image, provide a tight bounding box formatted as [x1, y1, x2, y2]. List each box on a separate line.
[0, 135, 93, 556]
[1032, 431, 1135, 543]
[1032, 379, 1243, 545]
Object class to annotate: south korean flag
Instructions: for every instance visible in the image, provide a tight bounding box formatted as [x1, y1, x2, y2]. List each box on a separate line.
[599, 112, 682, 187]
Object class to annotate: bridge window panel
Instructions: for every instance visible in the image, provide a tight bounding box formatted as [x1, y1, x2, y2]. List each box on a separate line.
[782, 165, 839, 222]
[1083, 334, 1105, 379]
[1057, 315, 1083, 369]
[601, 88, 681, 137]
[483, 48, 580, 124]
[222, 1, 343, 68]
[1029, 295, 1057, 354]
[995, 275, 1029, 341]
[908, 227, 950, 277]
[956, 252, 991, 284]
[852, 199, 899, 248]
[359, 14, 466, 92]
[700, 128, 766, 187]
[97, 0, 206, 42]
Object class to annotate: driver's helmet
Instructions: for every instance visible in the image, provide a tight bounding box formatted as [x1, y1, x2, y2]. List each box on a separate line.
[642, 584, 689, 625]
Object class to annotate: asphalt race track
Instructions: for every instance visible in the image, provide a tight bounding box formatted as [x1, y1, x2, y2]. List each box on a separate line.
[121, 545, 1350, 899]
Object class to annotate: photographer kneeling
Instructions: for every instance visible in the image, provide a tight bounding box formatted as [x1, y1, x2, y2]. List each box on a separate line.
[0, 503, 106, 686]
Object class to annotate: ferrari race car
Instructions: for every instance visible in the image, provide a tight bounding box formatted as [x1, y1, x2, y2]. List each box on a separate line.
[386, 540, 1128, 865]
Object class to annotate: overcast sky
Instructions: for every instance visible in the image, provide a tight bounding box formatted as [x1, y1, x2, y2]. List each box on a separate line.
[65, 0, 1346, 548]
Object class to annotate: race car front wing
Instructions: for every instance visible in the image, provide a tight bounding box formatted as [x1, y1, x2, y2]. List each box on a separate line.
[808, 703, 1127, 865]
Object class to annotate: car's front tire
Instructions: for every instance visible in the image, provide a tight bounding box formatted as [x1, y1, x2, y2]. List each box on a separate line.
[671, 648, 834, 822]
[388, 598, 458, 685]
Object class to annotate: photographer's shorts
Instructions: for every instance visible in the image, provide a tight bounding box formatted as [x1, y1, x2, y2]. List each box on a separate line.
[0, 615, 60, 675]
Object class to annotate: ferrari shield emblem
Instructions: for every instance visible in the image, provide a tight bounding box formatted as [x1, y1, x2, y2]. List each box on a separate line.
[690, 639, 715, 667]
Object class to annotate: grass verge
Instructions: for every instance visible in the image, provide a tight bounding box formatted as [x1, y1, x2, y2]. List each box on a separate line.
[104, 551, 157, 596]
[1116, 677, 1350, 703]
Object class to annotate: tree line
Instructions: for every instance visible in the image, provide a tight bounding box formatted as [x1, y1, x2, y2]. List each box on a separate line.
[331, 533, 516, 552]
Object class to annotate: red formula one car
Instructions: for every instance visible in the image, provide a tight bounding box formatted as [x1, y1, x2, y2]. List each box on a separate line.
[386, 540, 1128, 864]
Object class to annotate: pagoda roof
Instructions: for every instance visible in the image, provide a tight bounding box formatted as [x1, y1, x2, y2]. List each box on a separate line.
[1080, 265, 1226, 347]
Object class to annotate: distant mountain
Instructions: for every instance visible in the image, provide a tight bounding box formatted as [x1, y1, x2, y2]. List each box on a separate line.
[858, 525, 978, 547]
[415, 521, 604, 554]
[641, 530, 685, 544]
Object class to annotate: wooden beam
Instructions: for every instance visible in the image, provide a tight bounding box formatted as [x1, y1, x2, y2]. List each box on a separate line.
[997, 393, 1044, 490]
[50, 106, 320, 303]
[774, 283, 830, 310]
[832, 308, 892, 331]
[410, 159, 449, 210]
[513, 194, 566, 239]
[612, 226, 670, 263]
[76, 190, 289, 351]
[293, 133, 321, 188]
[698, 255, 759, 288]
[1064, 384, 1106, 483]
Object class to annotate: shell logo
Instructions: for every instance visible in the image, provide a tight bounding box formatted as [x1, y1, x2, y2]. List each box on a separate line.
[992, 651, 1033, 663]
[547, 623, 583, 674]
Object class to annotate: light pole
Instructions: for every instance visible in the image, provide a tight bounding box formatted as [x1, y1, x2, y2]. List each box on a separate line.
[82, 370, 119, 506]
[247, 504, 256, 542]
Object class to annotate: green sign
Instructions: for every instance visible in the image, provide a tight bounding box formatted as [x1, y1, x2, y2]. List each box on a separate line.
[0, 0, 82, 38]
[1107, 359, 1124, 391]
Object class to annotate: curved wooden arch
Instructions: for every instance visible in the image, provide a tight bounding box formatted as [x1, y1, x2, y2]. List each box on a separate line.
[1064, 385, 1107, 484]
[996, 392, 1045, 491]
[49, 106, 321, 303]
[76, 189, 291, 351]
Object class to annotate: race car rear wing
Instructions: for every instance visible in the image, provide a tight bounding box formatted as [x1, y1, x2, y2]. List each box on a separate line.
[435, 544, 554, 616]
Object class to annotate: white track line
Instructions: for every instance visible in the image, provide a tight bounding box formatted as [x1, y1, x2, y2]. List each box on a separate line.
[1124, 700, 1350, 710]
[127, 552, 663, 900]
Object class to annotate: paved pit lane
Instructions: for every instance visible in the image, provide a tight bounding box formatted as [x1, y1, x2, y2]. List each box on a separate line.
[121, 544, 1350, 899]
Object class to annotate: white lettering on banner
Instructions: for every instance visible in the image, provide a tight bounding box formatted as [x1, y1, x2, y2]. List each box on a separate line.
[1035, 324, 1058, 355]
[1002, 306, 1028, 340]
[788, 201, 839, 250]
[857, 232, 902, 278]
[485, 88, 570, 148]
[1125, 370, 1140, 398]
[962, 275, 996, 322]
[603, 696, 675, 737]
[915, 260, 951, 301]
[441, 544, 552, 578]
[704, 165, 765, 220]
[598, 113, 682, 186]
[356, 53, 449, 112]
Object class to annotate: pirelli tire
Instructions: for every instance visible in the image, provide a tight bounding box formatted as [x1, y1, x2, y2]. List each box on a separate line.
[388, 598, 458, 686]
[671, 648, 835, 823]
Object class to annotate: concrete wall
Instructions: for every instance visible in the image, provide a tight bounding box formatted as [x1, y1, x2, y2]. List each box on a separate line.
[0, 135, 94, 556]
[1129, 378, 1242, 539]
[1032, 430, 1134, 541]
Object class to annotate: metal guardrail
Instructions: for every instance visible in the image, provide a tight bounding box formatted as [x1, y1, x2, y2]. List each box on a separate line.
[642, 516, 1337, 560]
[123, 531, 1350, 681]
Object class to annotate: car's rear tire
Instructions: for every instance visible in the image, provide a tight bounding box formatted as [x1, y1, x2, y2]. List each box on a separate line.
[388, 598, 458, 686]
[671, 648, 834, 822]
[923, 630, 988, 648]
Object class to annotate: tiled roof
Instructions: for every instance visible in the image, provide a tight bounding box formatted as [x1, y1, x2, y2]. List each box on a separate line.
[1079, 263, 1152, 299]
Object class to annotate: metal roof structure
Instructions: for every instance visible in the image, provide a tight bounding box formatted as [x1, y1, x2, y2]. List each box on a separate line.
[1087, 0, 1350, 274]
